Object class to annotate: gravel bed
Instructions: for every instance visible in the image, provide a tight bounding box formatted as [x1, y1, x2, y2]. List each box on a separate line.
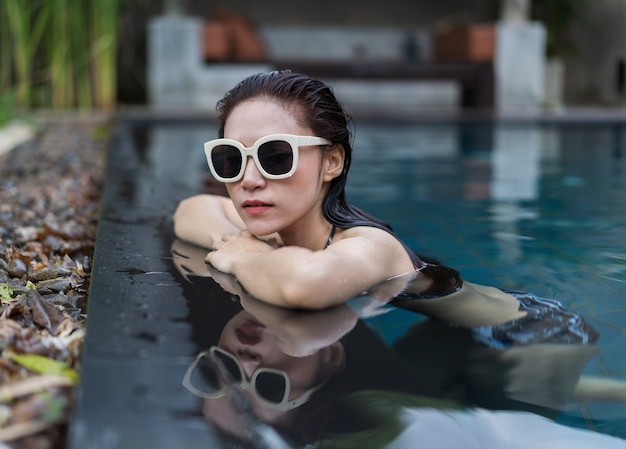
[0, 118, 110, 449]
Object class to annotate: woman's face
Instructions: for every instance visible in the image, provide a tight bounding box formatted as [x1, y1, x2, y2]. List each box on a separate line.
[217, 310, 324, 398]
[223, 99, 331, 243]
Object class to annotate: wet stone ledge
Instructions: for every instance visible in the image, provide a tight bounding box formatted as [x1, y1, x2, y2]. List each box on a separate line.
[67, 119, 225, 449]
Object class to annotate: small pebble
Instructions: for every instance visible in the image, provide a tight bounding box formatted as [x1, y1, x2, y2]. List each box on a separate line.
[14, 225, 39, 242]
[36, 277, 71, 293]
[42, 292, 73, 308]
[7, 258, 28, 278]
[30, 265, 72, 282]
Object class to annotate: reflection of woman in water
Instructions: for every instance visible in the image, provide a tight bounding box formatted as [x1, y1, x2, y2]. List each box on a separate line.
[186, 309, 344, 445]
[173, 70, 597, 350]
[185, 307, 443, 447]
[173, 247, 626, 448]
[173, 242, 442, 446]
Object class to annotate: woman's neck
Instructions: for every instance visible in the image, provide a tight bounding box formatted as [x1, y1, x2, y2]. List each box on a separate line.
[279, 216, 335, 250]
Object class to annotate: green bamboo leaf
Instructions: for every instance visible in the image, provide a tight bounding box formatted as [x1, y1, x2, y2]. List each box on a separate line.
[4, 0, 32, 106]
[11, 354, 79, 384]
[48, 0, 71, 106]
[29, 2, 51, 62]
[1, 0, 127, 109]
[0, 5, 12, 92]
[89, 0, 119, 107]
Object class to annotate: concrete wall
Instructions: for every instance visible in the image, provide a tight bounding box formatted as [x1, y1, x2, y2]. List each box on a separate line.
[566, 0, 626, 105]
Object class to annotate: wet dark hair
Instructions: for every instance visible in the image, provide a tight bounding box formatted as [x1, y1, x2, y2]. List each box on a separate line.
[216, 70, 461, 293]
[216, 71, 370, 223]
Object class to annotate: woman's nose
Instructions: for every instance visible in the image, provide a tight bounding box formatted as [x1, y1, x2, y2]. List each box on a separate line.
[240, 156, 265, 189]
[237, 349, 262, 378]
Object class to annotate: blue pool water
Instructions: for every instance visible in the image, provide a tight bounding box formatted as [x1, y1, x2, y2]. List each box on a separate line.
[346, 121, 626, 436]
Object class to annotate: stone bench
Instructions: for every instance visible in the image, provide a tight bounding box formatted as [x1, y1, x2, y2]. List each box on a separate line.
[264, 26, 492, 110]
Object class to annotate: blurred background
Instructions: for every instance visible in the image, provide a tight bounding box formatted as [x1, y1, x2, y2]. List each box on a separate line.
[1, 0, 626, 121]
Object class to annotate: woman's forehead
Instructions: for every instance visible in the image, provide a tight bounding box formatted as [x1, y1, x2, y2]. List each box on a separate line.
[224, 99, 311, 143]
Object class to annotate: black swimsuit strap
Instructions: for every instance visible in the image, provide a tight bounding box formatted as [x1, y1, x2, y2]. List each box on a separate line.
[325, 225, 336, 249]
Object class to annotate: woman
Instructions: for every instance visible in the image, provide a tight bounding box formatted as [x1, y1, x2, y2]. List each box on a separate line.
[173, 70, 596, 348]
[174, 70, 430, 308]
[174, 69, 471, 307]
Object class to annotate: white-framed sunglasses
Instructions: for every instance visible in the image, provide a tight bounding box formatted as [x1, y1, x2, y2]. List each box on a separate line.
[204, 134, 332, 183]
[183, 346, 325, 410]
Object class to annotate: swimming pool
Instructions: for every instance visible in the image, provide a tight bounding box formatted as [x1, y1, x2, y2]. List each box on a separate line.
[71, 118, 626, 448]
[347, 120, 626, 436]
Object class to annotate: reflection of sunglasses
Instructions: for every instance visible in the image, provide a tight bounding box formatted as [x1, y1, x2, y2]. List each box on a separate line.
[183, 346, 324, 410]
[204, 134, 332, 182]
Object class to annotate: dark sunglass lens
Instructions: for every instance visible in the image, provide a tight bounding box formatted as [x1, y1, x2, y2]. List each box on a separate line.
[211, 145, 242, 178]
[190, 355, 221, 392]
[255, 371, 288, 404]
[213, 350, 243, 382]
[258, 141, 293, 175]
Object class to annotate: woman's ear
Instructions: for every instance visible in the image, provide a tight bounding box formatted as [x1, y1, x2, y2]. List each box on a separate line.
[323, 144, 345, 182]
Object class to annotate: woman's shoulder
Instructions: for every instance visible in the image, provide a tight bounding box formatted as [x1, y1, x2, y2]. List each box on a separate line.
[333, 225, 399, 243]
[330, 225, 415, 270]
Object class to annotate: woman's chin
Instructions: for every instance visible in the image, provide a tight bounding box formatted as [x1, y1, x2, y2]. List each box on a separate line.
[244, 222, 280, 238]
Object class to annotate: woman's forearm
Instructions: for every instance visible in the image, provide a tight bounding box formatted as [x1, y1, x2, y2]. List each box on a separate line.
[205, 227, 416, 310]
[228, 246, 383, 309]
[173, 194, 244, 248]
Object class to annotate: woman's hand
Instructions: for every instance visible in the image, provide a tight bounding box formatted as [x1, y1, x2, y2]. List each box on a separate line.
[205, 231, 278, 274]
[170, 238, 213, 281]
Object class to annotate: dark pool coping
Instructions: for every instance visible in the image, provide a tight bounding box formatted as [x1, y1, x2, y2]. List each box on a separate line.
[68, 119, 222, 449]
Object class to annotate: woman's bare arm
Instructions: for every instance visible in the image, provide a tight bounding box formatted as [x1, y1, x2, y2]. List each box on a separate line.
[173, 194, 245, 249]
[205, 227, 415, 309]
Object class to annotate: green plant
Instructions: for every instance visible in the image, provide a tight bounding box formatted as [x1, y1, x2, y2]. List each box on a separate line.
[90, 0, 120, 109]
[0, 90, 16, 127]
[2, 0, 50, 108]
[1, 4, 13, 125]
[0, 0, 124, 110]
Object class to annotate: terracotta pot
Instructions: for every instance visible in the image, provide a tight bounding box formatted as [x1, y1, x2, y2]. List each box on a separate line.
[228, 16, 267, 61]
[434, 24, 495, 63]
[205, 8, 267, 62]
[202, 21, 230, 61]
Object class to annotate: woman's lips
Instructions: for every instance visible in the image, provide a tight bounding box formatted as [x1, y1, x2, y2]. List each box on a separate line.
[242, 200, 272, 215]
[235, 319, 264, 345]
